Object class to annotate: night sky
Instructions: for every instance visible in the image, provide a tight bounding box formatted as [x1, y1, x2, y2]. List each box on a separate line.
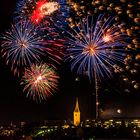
[0, 0, 140, 124]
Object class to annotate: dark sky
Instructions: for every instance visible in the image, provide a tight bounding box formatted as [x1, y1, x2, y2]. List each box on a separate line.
[0, 0, 140, 124]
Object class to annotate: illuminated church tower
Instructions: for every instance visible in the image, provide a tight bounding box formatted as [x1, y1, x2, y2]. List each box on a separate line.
[73, 98, 80, 126]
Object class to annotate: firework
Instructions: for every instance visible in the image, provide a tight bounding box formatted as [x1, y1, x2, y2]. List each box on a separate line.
[1, 20, 45, 76]
[14, 0, 37, 20]
[65, 15, 127, 81]
[21, 63, 59, 102]
[68, 0, 140, 91]
[31, 0, 60, 24]
[14, 0, 60, 24]
[41, 38, 65, 69]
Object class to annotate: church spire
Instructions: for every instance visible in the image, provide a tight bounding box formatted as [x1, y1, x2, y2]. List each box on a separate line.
[73, 98, 80, 126]
[74, 98, 80, 112]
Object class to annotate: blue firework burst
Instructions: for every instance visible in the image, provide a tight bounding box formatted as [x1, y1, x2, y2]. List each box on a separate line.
[65, 15, 128, 81]
[1, 19, 45, 76]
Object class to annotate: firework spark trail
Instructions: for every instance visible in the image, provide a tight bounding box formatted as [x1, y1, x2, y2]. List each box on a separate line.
[41, 38, 65, 69]
[21, 63, 59, 102]
[65, 15, 128, 81]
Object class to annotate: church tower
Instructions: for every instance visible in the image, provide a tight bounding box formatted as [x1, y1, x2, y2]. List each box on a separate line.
[73, 98, 80, 126]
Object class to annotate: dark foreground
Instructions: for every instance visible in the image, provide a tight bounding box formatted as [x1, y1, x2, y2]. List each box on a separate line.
[97, 139, 140, 140]
[0, 137, 139, 140]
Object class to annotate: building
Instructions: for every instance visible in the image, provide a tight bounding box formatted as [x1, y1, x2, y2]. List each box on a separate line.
[73, 98, 80, 126]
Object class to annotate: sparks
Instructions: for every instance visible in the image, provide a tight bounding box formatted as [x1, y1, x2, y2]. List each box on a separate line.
[1, 20, 45, 76]
[31, 0, 60, 24]
[21, 63, 59, 102]
[65, 15, 127, 81]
